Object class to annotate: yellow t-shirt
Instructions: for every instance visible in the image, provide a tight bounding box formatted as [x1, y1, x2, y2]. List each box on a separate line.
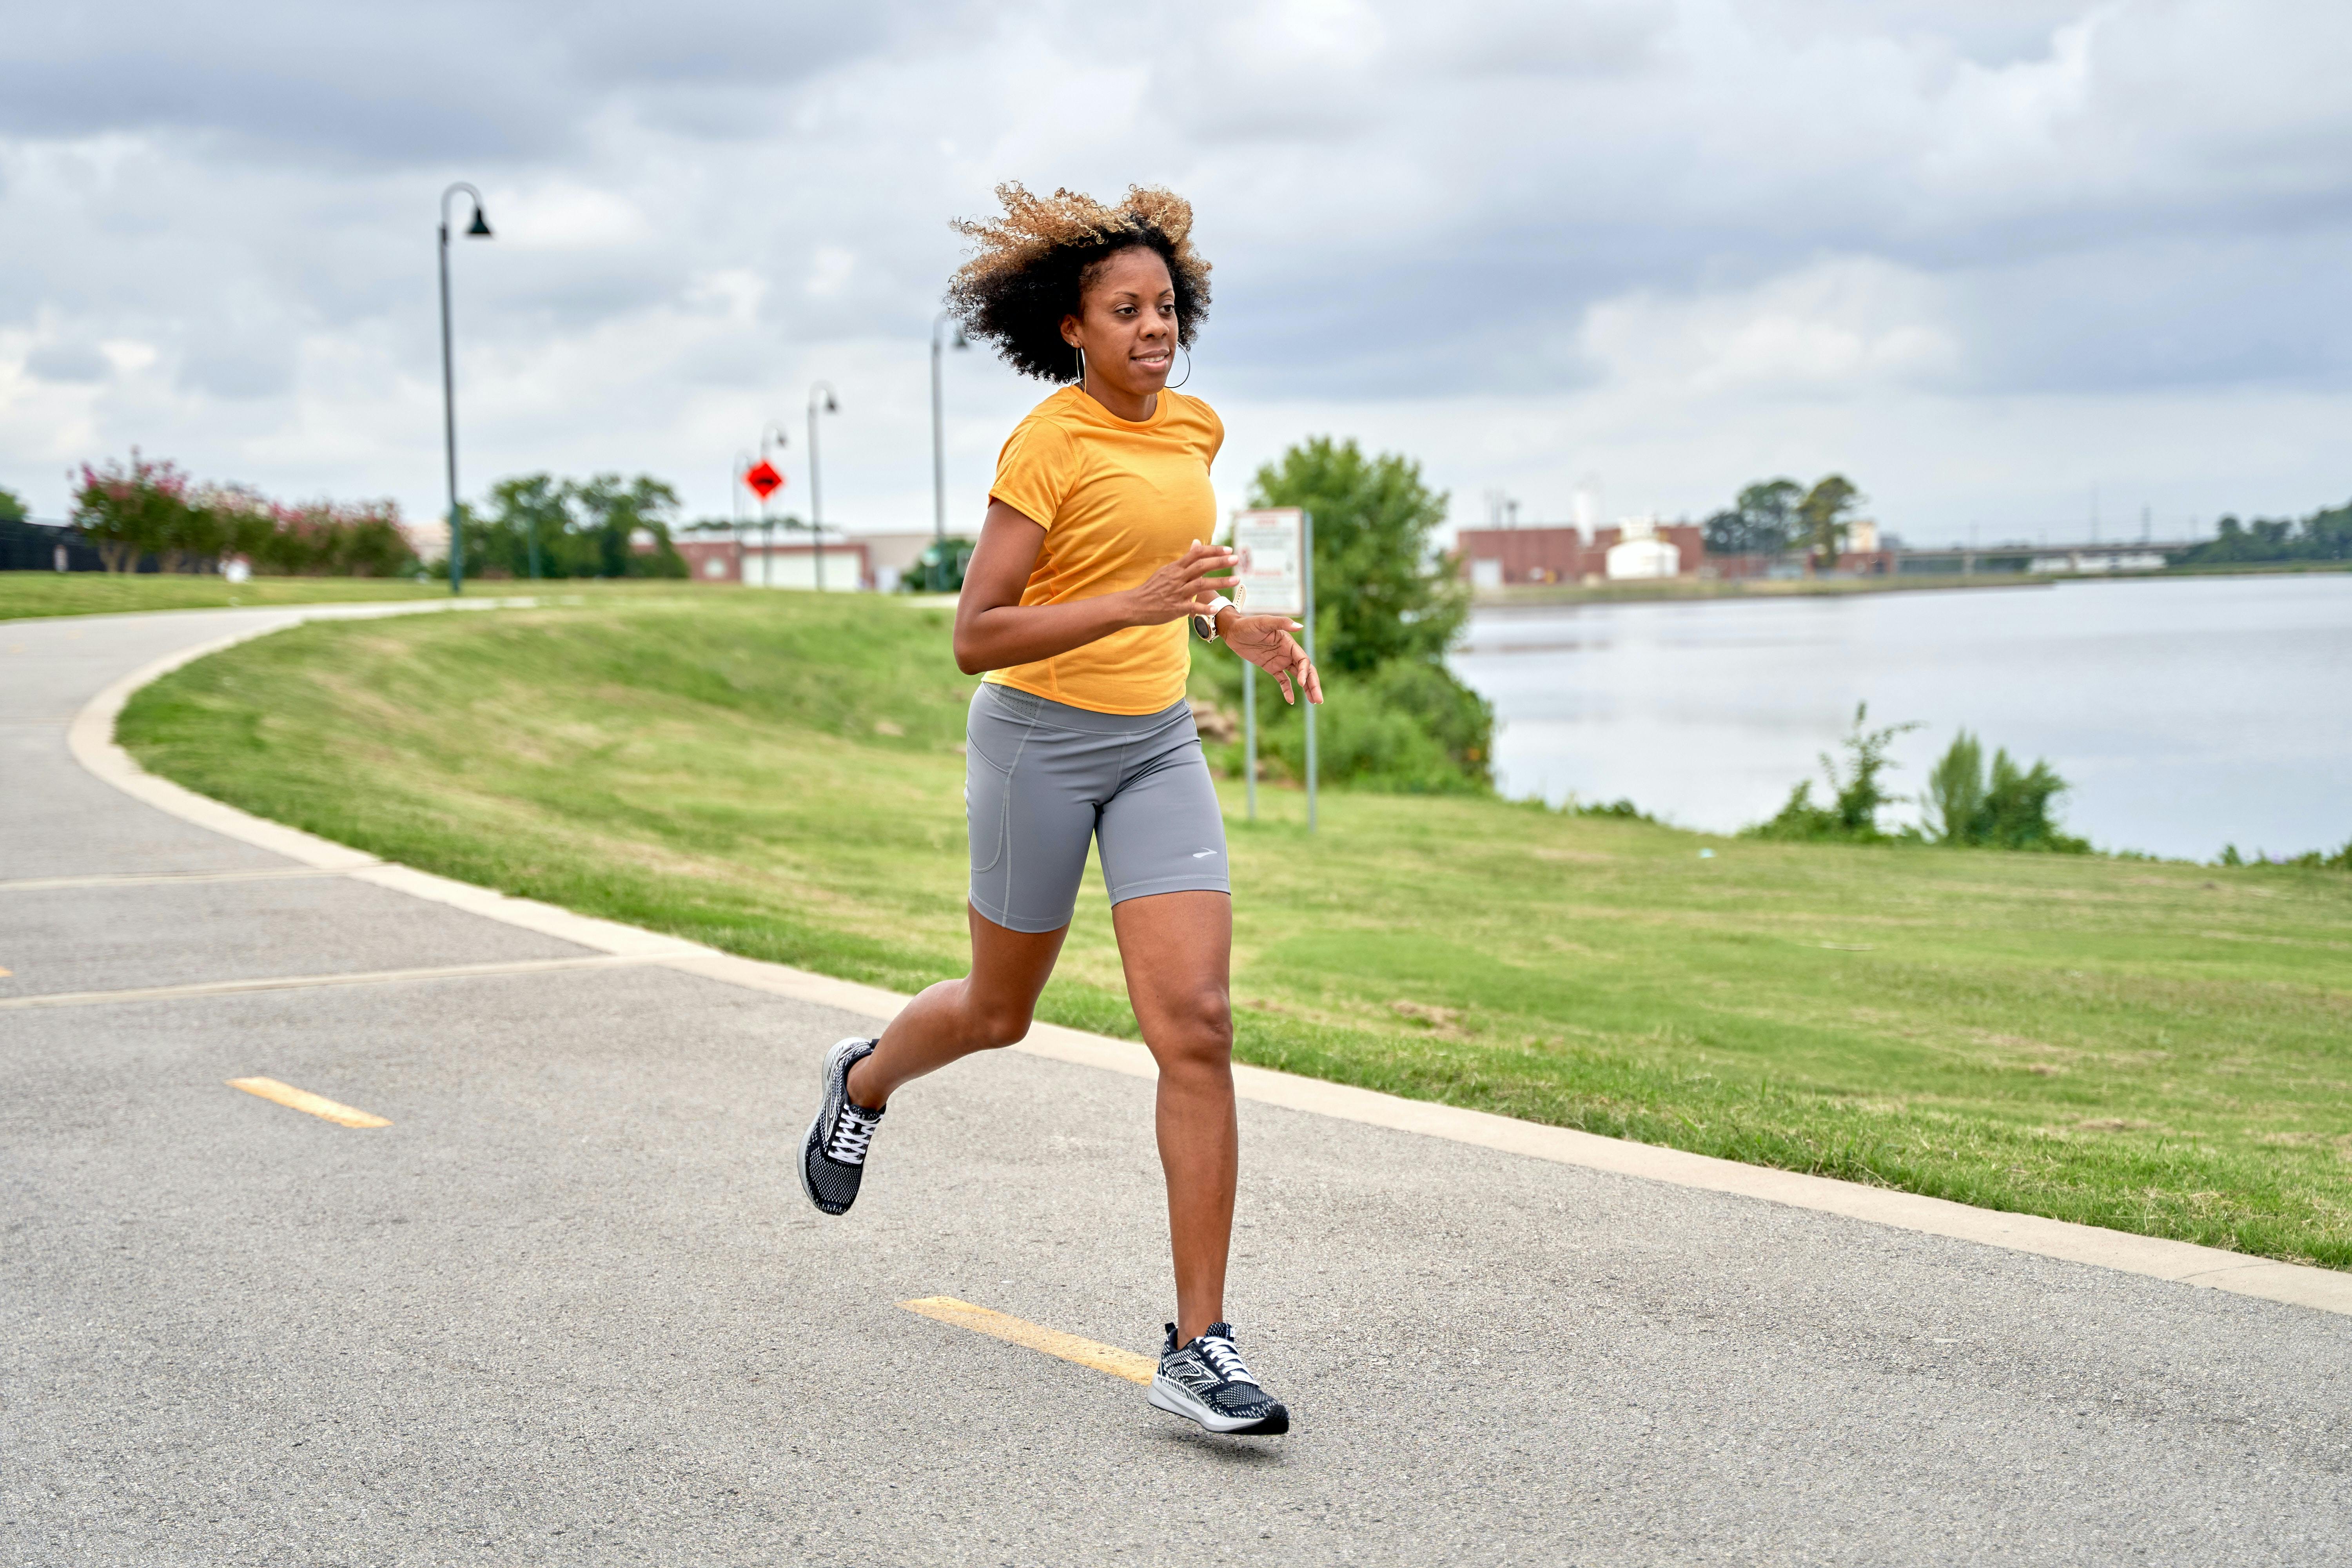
[982, 385, 1225, 715]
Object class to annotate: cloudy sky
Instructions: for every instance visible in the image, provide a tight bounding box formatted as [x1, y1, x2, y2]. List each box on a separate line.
[5, 0, 2348, 546]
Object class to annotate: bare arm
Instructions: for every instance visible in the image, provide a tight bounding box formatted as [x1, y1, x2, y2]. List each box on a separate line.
[950, 499, 1237, 676]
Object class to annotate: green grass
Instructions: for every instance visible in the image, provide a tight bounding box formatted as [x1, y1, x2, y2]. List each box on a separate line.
[117, 595, 2352, 1268]
[0, 570, 712, 623]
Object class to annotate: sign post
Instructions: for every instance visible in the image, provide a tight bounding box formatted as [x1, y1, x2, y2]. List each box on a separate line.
[743, 459, 783, 587]
[1304, 509, 1317, 834]
[1228, 508, 1314, 830]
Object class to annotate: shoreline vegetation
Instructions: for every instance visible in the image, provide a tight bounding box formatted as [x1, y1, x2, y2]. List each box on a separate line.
[8, 544, 2344, 624]
[116, 593, 2352, 1272]
[1471, 556, 2352, 608]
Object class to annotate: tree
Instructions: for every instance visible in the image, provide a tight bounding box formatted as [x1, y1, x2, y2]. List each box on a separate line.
[1246, 436, 1466, 674]
[0, 485, 26, 522]
[1225, 437, 1492, 790]
[469, 473, 687, 579]
[2170, 497, 2352, 566]
[1797, 475, 1860, 573]
[480, 474, 571, 578]
[572, 473, 686, 579]
[1702, 478, 1802, 557]
[72, 451, 193, 572]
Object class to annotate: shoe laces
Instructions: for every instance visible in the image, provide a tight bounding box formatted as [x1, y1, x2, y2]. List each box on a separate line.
[1198, 1333, 1259, 1388]
[825, 1101, 882, 1165]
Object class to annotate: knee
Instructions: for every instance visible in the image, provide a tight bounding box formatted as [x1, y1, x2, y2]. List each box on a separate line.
[1160, 988, 1234, 1074]
[962, 993, 1035, 1051]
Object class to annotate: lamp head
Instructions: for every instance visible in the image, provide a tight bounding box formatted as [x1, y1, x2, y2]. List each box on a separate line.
[952, 328, 969, 351]
[824, 393, 839, 413]
[466, 207, 494, 238]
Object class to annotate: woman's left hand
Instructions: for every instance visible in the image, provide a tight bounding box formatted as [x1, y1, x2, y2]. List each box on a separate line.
[1222, 612, 1323, 706]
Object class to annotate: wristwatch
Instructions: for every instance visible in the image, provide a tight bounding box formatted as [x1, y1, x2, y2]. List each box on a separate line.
[1190, 593, 1235, 641]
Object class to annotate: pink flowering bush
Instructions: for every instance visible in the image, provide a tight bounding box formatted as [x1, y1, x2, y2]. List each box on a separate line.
[72, 451, 195, 572]
[70, 453, 415, 577]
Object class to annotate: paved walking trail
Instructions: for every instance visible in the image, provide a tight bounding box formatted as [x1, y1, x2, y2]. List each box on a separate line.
[5, 604, 2349, 1566]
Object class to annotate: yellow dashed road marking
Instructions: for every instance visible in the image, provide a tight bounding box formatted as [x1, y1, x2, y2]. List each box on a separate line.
[900, 1297, 1155, 1385]
[227, 1076, 391, 1129]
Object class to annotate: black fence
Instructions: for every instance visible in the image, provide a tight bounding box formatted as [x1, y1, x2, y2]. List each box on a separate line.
[0, 517, 154, 573]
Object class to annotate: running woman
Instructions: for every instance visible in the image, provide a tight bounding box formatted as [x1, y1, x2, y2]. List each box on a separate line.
[799, 184, 1319, 1436]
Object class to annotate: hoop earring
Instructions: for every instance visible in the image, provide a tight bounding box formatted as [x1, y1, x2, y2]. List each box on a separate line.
[1073, 345, 1085, 386]
[1169, 343, 1191, 389]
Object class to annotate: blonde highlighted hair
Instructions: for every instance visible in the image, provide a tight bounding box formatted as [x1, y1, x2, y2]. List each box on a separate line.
[946, 183, 1211, 382]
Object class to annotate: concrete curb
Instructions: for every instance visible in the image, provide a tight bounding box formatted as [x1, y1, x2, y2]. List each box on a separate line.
[69, 603, 2352, 1321]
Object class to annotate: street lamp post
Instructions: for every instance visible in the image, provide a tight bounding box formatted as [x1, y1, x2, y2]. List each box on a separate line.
[437, 182, 493, 595]
[930, 311, 967, 546]
[807, 383, 840, 591]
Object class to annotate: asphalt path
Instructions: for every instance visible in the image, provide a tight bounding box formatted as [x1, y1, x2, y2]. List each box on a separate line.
[4, 604, 2349, 1566]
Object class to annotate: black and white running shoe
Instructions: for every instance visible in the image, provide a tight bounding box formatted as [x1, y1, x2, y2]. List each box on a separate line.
[799, 1036, 884, 1216]
[1149, 1321, 1290, 1435]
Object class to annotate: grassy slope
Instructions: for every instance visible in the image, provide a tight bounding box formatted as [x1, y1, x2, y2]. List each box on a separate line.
[0, 572, 705, 623]
[118, 595, 2352, 1267]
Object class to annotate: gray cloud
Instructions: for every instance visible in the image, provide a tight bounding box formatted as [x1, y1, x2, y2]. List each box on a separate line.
[0, 0, 2348, 539]
[25, 341, 110, 383]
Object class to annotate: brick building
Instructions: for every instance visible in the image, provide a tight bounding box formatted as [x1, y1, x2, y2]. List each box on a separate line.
[1455, 523, 1894, 586]
[1455, 523, 1706, 587]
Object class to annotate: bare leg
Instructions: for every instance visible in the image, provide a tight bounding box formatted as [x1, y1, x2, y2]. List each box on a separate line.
[1111, 890, 1236, 1348]
[846, 904, 1067, 1109]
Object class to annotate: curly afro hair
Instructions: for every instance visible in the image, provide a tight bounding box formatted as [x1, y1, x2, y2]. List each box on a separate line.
[946, 182, 1211, 383]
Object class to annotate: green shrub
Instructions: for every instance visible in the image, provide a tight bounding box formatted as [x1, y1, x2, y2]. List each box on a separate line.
[1922, 729, 2089, 853]
[896, 536, 974, 593]
[1199, 656, 1492, 794]
[1747, 704, 1916, 842]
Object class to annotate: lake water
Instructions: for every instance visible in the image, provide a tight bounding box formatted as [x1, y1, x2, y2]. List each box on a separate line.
[1450, 573, 2352, 861]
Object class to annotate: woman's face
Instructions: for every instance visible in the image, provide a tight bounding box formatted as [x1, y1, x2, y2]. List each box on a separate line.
[1061, 246, 1177, 397]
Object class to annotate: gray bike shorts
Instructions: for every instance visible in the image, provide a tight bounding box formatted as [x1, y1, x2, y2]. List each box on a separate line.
[965, 682, 1230, 933]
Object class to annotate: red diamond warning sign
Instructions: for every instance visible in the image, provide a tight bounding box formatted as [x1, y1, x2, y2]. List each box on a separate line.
[743, 460, 784, 501]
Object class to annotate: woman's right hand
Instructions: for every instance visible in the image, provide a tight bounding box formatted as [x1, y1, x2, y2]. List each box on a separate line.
[1124, 541, 1239, 626]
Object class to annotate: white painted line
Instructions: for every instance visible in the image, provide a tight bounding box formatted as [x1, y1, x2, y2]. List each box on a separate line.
[0, 867, 368, 894]
[66, 606, 2352, 1321]
[0, 954, 644, 1011]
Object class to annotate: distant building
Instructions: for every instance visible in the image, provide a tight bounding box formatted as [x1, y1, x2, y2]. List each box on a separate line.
[677, 528, 873, 591]
[403, 515, 450, 564]
[1454, 520, 1706, 586]
[1604, 517, 1680, 580]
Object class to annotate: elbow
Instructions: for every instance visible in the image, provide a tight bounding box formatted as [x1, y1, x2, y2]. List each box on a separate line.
[952, 638, 986, 676]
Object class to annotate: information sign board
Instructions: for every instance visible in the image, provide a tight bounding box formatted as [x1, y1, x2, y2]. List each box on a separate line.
[1229, 508, 1305, 616]
[743, 460, 784, 501]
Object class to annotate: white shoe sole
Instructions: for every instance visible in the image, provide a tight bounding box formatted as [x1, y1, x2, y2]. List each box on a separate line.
[1148, 1374, 1290, 1435]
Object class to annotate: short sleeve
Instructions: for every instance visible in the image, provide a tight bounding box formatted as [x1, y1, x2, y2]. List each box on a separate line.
[1201, 401, 1225, 469]
[989, 414, 1082, 530]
